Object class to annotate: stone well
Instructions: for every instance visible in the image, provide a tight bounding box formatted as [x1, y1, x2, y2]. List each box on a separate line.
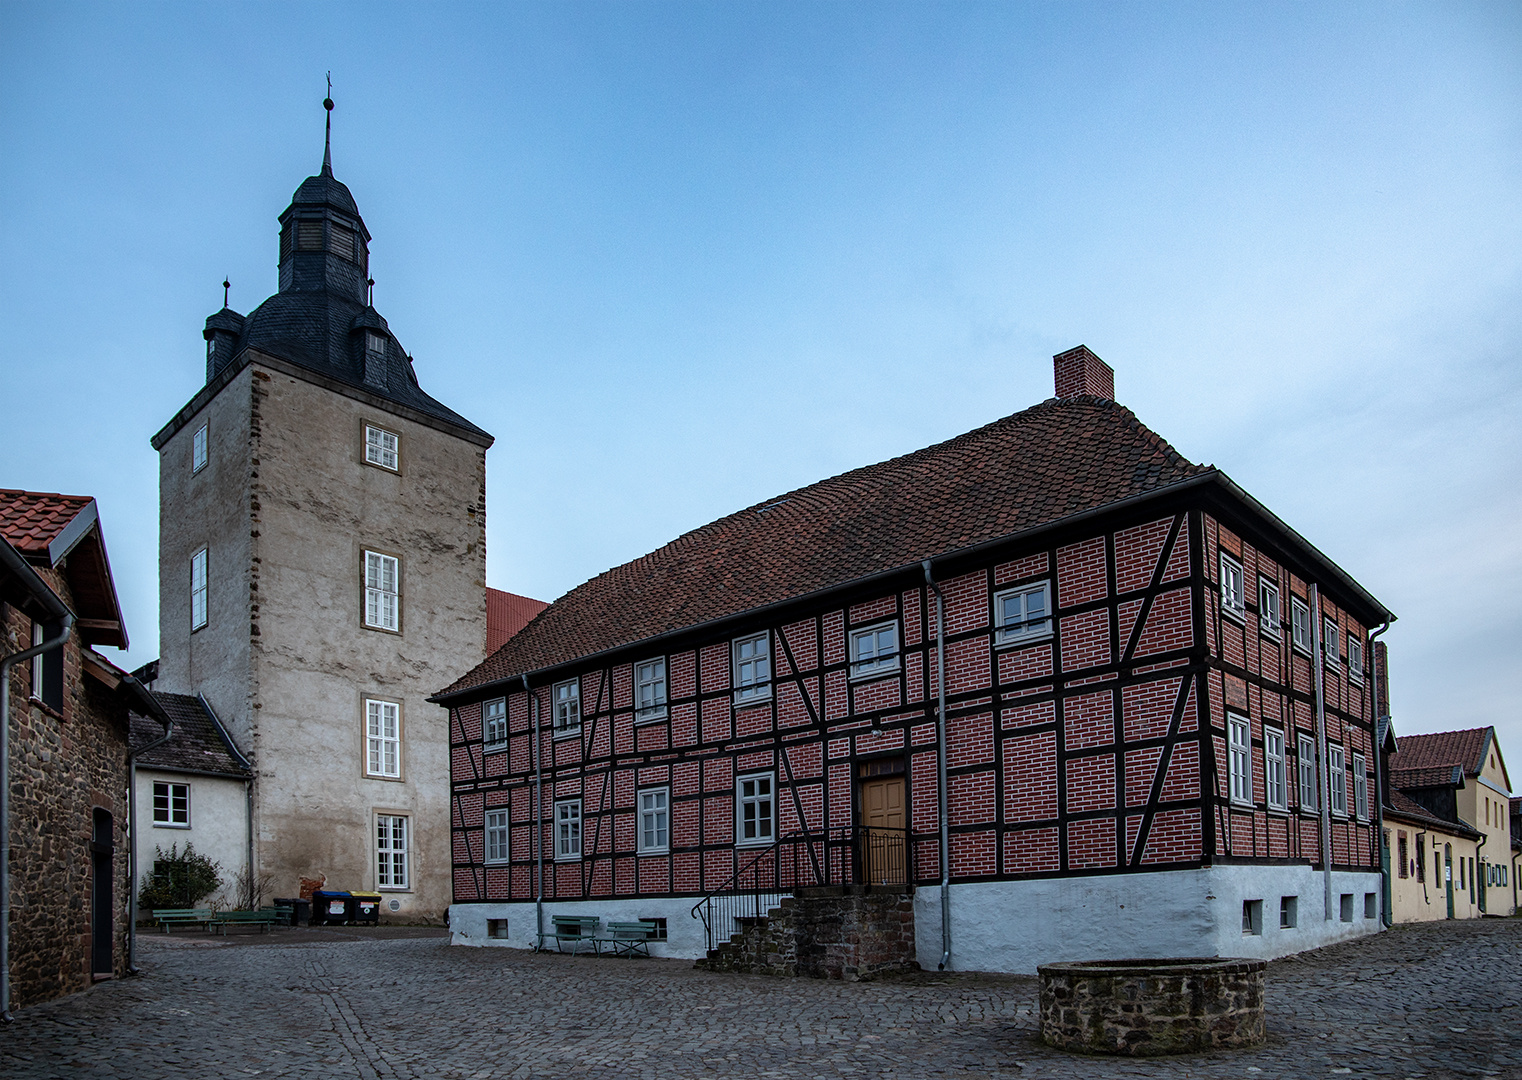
[1037, 957, 1265, 1056]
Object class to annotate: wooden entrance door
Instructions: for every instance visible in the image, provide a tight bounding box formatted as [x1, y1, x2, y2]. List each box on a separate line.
[91, 809, 114, 976]
[861, 776, 906, 886]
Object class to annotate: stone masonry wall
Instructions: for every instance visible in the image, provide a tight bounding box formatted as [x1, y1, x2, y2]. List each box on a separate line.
[3, 575, 132, 1009]
[698, 887, 917, 981]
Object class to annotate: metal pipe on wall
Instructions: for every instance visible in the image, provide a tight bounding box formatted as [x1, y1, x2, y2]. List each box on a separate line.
[524, 675, 543, 951]
[922, 561, 951, 971]
[1309, 583, 1333, 921]
[1367, 620, 1393, 927]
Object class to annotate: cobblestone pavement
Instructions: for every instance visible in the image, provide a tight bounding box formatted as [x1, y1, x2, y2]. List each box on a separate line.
[1, 918, 1518, 1079]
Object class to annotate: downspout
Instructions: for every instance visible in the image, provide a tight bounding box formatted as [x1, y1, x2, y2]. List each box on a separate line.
[922, 561, 951, 972]
[1475, 831, 1487, 914]
[1309, 584, 1333, 921]
[524, 676, 543, 951]
[1368, 620, 1392, 927]
[2, 611, 74, 1021]
[126, 685, 174, 974]
[1416, 831, 1428, 906]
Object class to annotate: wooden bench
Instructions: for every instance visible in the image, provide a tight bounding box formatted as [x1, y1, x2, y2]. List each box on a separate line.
[209, 909, 280, 935]
[152, 908, 214, 933]
[600, 921, 658, 958]
[549, 915, 602, 955]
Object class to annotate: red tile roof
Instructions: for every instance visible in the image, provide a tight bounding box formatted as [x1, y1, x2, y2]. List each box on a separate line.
[0, 490, 93, 557]
[442, 396, 1206, 697]
[1390, 765, 1464, 791]
[1388, 728, 1493, 779]
[486, 589, 549, 653]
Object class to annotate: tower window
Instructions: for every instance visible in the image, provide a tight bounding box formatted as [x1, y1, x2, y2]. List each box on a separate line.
[365, 425, 399, 471]
[192, 423, 208, 474]
[366, 331, 386, 355]
[297, 221, 324, 251]
[364, 550, 400, 631]
[191, 548, 208, 631]
[331, 223, 357, 262]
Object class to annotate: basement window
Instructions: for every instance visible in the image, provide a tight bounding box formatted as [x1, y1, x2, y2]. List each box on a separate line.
[1279, 895, 1298, 929]
[1363, 892, 1377, 920]
[1242, 899, 1263, 936]
[487, 918, 509, 940]
[1339, 893, 1354, 923]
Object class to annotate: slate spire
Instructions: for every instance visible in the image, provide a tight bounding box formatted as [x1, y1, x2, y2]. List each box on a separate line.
[322, 73, 334, 176]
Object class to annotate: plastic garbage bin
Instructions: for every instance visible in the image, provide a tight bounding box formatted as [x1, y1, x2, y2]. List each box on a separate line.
[274, 897, 311, 927]
[350, 891, 382, 925]
[311, 890, 351, 926]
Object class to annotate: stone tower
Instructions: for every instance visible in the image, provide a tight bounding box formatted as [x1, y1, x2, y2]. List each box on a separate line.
[150, 116, 492, 918]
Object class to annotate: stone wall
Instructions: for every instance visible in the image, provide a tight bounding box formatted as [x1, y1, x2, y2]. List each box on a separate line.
[1038, 957, 1265, 1055]
[3, 580, 132, 1009]
[697, 887, 917, 981]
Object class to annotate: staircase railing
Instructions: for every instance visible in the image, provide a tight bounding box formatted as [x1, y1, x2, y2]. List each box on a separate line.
[689, 826, 913, 952]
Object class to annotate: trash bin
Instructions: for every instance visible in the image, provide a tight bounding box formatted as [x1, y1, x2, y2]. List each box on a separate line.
[311, 890, 351, 926]
[274, 897, 311, 927]
[350, 891, 382, 925]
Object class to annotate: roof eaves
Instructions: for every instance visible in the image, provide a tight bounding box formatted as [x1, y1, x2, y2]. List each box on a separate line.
[0, 537, 71, 623]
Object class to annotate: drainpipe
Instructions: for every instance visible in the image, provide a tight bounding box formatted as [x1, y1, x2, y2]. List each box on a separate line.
[197, 695, 255, 913]
[524, 676, 543, 951]
[1368, 620, 1392, 927]
[126, 688, 174, 974]
[922, 561, 951, 971]
[1416, 831, 1428, 906]
[1309, 584, 1333, 921]
[2, 609, 74, 1021]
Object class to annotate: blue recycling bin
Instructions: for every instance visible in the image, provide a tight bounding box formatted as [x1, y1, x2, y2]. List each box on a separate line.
[311, 890, 351, 926]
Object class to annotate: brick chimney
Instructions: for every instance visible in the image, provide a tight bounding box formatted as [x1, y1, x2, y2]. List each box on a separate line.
[1053, 345, 1115, 400]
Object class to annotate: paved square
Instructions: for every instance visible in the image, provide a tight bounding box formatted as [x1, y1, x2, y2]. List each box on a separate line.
[1, 918, 1517, 1078]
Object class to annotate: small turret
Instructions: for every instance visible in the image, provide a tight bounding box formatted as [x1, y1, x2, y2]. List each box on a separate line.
[204, 280, 245, 382]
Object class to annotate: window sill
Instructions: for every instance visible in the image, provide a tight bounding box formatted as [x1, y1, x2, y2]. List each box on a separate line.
[733, 691, 772, 706]
[637, 848, 669, 857]
[1229, 798, 1256, 811]
[484, 859, 510, 867]
[363, 459, 400, 475]
[362, 622, 404, 636]
[554, 855, 582, 863]
[377, 886, 411, 893]
[1221, 606, 1247, 626]
[849, 663, 900, 683]
[553, 728, 582, 741]
[736, 838, 776, 849]
[152, 822, 192, 830]
[1259, 627, 1281, 643]
[634, 710, 667, 725]
[1265, 805, 1290, 817]
[994, 630, 1053, 651]
[483, 743, 507, 754]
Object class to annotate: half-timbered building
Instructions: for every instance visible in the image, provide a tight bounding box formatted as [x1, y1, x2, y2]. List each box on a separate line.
[437, 347, 1394, 971]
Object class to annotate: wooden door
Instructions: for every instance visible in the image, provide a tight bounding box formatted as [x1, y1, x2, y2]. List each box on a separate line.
[90, 810, 114, 976]
[861, 776, 906, 886]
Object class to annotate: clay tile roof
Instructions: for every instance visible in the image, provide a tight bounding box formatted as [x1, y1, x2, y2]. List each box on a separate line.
[1390, 765, 1463, 790]
[0, 490, 93, 558]
[130, 693, 250, 778]
[1388, 728, 1492, 778]
[1384, 790, 1480, 837]
[487, 588, 549, 653]
[441, 397, 1206, 698]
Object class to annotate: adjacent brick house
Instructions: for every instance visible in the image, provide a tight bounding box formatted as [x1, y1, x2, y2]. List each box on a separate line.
[0, 491, 167, 1011]
[437, 349, 1394, 971]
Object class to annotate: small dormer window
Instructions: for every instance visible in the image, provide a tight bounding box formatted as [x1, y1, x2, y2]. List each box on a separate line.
[366, 331, 386, 355]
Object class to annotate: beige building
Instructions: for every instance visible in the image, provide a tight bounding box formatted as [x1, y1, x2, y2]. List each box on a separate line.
[1384, 726, 1514, 922]
[149, 131, 492, 919]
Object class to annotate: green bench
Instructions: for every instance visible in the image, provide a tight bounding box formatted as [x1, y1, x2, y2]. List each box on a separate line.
[600, 921, 658, 958]
[549, 915, 602, 955]
[209, 909, 280, 935]
[152, 908, 214, 933]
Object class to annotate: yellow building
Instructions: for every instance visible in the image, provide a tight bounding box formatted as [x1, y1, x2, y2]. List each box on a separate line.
[1385, 727, 1515, 921]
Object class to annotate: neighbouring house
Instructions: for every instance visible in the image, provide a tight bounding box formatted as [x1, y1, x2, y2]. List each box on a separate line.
[0, 490, 169, 1011]
[1386, 727, 1515, 920]
[437, 348, 1394, 973]
[487, 589, 549, 654]
[127, 677, 253, 910]
[146, 111, 494, 921]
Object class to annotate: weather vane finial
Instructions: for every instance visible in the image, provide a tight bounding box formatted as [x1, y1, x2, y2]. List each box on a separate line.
[322, 72, 334, 175]
[223, 278, 231, 309]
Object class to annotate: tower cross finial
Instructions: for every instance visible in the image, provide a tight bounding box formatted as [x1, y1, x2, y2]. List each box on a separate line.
[322, 72, 334, 175]
[223, 278, 231, 309]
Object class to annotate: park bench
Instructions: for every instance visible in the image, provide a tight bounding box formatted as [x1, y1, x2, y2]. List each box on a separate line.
[209, 909, 280, 935]
[549, 914, 602, 955]
[599, 921, 658, 958]
[152, 908, 214, 933]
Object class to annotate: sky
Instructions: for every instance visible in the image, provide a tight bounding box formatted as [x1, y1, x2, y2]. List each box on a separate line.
[2, 2, 1519, 764]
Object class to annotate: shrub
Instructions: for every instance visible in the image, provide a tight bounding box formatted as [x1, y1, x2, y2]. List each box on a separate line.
[139, 842, 222, 910]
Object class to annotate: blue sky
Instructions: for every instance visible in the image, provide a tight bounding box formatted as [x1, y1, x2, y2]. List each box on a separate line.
[2, 3, 1519, 757]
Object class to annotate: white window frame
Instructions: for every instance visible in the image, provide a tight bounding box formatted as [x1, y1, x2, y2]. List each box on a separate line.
[1298, 733, 1318, 811]
[1347, 635, 1364, 683]
[1264, 727, 1288, 812]
[1322, 617, 1340, 666]
[849, 620, 899, 679]
[635, 658, 667, 722]
[736, 772, 775, 846]
[482, 697, 507, 752]
[485, 808, 510, 865]
[1258, 578, 1280, 640]
[29, 622, 43, 699]
[553, 678, 581, 738]
[1228, 713, 1253, 806]
[993, 580, 1053, 646]
[365, 424, 399, 471]
[1353, 752, 1369, 822]
[732, 632, 771, 703]
[192, 423, 208, 474]
[376, 814, 409, 889]
[364, 551, 400, 631]
[152, 781, 191, 827]
[555, 799, 581, 861]
[190, 547, 208, 631]
[365, 699, 402, 779]
[1328, 744, 1348, 817]
[1220, 554, 1246, 621]
[1290, 597, 1312, 654]
[638, 787, 669, 854]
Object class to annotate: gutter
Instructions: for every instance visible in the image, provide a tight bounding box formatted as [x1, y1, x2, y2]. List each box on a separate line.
[1, 546, 73, 1020]
[1309, 584, 1334, 921]
[923, 561, 951, 972]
